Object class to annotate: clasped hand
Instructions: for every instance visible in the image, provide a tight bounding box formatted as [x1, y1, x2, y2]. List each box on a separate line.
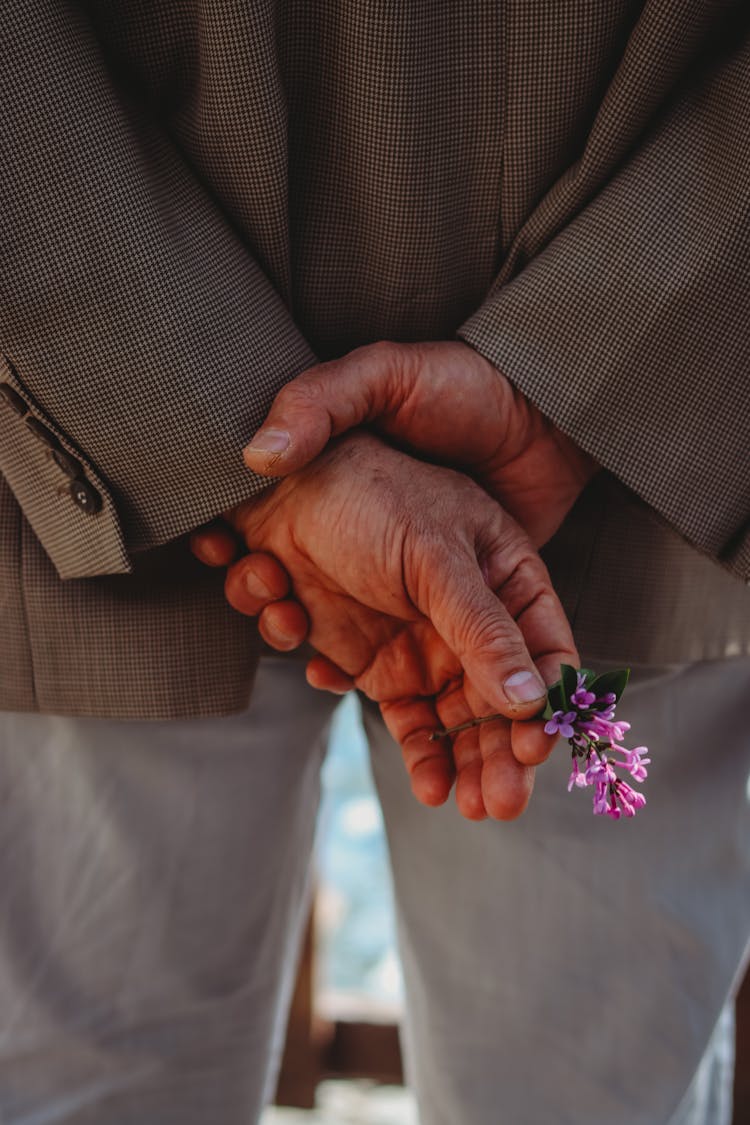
[192, 342, 597, 821]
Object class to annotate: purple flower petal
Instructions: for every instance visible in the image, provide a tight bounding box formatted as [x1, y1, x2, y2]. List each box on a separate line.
[572, 687, 597, 708]
[545, 710, 578, 738]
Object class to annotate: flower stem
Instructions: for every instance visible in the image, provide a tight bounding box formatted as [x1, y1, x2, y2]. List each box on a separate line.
[428, 713, 503, 741]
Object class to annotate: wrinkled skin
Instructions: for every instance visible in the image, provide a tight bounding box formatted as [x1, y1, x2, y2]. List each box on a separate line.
[192, 341, 594, 819]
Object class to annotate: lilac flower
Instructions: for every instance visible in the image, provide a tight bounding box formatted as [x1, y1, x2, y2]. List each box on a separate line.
[544, 710, 578, 738]
[585, 757, 615, 784]
[570, 672, 597, 709]
[597, 705, 617, 721]
[549, 666, 649, 820]
[589, 775, 643, 819]
[614, 781, 647, 817]
[592, 780, 612, 817]
[437, 664, 649, 820]
[567, 758, 589, 791]
[614, 746, 651, 783]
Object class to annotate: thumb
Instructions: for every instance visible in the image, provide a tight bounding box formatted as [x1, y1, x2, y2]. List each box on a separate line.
[243, 342, 413, 476]
[414, 523, 576, 722]
[427, 563, 549, 722]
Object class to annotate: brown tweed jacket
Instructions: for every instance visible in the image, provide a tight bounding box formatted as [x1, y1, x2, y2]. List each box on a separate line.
[1, 0, 748, 718]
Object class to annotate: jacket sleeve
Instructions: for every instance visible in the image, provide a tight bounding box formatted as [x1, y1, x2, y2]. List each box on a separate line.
[457, 11, 750, 584]
[0, 3, 315, 580]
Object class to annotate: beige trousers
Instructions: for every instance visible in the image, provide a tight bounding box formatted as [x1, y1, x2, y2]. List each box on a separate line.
[0, 655, 748, 1124]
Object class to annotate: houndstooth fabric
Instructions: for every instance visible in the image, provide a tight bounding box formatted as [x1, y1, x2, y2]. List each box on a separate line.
[1, 0, 748, 717]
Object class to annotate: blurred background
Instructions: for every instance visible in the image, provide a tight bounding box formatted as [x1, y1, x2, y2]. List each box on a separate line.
[263, 694, 415, 1124]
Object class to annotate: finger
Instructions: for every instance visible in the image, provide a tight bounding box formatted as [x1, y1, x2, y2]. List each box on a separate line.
[379, 696, 455, 808]
[224, 552, 293, 616]
[479, 723, 536, 820]
[485, 546, 578, 768]
[258, 600, 310, 651]
[243, 342, 414, 477]
[459, 674, 551, 794]
[434, 680, 487, 821]
[190, 523, 239, 567]
[426, 512, 577, 725]
[488, 557, 579, 694]
[511, 718, 557, 768]
[306, 655, 356, 694]
[420, 546, 549, 725]
[463, 664, 556, 780]
[459, 678, 534, 821]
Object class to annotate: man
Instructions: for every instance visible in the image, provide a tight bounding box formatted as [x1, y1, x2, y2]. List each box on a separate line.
[1, 3, 749, 1124]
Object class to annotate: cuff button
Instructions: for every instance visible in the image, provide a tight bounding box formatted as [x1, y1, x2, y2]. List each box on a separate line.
[69, 479, 102, 515]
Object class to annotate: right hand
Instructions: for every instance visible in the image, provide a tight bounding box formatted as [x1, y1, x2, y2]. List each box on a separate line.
[193, 430, 578, 820]
[242, 340, 599, 550]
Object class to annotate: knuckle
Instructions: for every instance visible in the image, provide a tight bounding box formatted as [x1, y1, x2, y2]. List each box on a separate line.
[280, 374, 326, 409]
[493, 555, 556, 619]
[361, 339, 411, 380]
[364, 339, 398, 361]
[459, 605, 526, 664]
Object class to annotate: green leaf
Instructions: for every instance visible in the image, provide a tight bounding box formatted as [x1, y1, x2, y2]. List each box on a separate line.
[536, 666, 632, 723]
[589, 668, 630, 704]
[546, 675, 562, 711]
[541, 699, 556, 721]
[560, 664, 578, 708]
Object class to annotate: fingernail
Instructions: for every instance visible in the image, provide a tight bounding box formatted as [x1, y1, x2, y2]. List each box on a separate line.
[504, 669, 547, 704]
[245, 570, 272, 599]
[246, 428, 289, 455]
